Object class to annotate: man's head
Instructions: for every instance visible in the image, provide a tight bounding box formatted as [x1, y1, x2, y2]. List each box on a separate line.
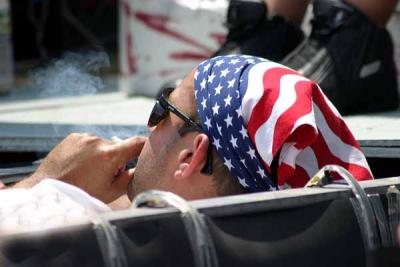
[129, 68, 243, 200]
[128, 54, 372, 201]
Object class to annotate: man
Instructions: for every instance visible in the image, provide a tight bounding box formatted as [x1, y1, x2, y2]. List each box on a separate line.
[5, 55, 372, 214]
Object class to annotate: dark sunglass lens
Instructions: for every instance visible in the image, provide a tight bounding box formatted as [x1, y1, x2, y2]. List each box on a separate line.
[148, 102, 167, 127]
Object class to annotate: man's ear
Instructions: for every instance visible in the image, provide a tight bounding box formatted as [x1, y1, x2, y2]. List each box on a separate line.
[174, 134, 209, 180]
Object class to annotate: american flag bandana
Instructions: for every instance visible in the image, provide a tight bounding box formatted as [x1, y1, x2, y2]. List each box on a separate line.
[194, 55, 373, 192]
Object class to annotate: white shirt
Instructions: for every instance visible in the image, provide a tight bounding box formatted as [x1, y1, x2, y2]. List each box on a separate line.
[0, 179, 110, 234]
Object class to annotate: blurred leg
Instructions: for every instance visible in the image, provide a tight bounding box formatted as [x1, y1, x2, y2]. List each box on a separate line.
[281, 0, 400, 114]
[265, 0, 312, 26]
[345, 0, 398, 27]
[214, 0, 305, 61]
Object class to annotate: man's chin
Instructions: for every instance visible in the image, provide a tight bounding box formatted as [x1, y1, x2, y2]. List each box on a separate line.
[127, 173, 147, 201]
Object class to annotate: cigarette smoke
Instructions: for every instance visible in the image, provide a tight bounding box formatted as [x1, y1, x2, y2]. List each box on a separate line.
[31, 50, 110, 97]
[30, 50, 148, 140]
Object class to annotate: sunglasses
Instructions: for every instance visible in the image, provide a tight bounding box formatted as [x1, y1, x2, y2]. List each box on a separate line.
[148, 87, 213, 175]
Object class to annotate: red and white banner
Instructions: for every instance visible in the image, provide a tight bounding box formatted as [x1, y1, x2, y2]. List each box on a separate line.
[119, 0, 228, 97]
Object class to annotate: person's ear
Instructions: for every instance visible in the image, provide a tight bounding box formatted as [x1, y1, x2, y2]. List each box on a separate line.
[174, 134, 209, 180]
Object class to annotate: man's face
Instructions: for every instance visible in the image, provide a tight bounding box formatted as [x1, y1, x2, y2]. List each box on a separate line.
[128, 70, 198, 199]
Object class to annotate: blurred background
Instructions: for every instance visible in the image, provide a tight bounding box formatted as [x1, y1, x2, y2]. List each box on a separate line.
[1, 0, 399, 109]
[0, 0, 228, 123]
[10, 0, 118, 74]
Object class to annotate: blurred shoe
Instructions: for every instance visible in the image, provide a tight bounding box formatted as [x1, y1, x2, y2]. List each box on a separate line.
[281, 0, 399, 114]
[213, 0, 304, 62]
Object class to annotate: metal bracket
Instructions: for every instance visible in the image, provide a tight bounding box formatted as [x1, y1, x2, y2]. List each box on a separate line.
[368, 193, 391, 247]
[90, 212, 129, 267]
[387, 185, 400, 246]
[305, 165, 379, 251]
[132, 190, 219, 267]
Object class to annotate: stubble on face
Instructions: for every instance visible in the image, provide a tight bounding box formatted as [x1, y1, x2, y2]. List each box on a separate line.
[128, 68, 198, 200]
[128, 129, 178, 199]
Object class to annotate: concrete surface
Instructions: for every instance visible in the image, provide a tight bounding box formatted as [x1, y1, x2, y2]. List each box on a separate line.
[0, 80, 154, 126]
[345, 110, 400, 140]
[1, 81, 400, 141]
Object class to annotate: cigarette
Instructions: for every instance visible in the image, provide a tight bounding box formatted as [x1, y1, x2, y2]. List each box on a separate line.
[111, 136, 123, 143]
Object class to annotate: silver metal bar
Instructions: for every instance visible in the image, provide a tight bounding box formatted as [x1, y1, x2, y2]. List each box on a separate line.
[105, 177, 400, 224]
[368, 193, 391, 246]
[90, 212, 129, 267]
[387, 185, 400, 246]
[1, 177, 399, 241]
[132, 191, 219, 267]
[305, 165, 379, 250]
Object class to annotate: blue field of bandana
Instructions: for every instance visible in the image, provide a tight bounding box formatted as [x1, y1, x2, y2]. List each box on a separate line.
[194, 55, 277, 192]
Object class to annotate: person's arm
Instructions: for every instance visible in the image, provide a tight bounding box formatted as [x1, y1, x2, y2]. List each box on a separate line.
[12, 133, 146, 204]
[345, 0, 398, 27]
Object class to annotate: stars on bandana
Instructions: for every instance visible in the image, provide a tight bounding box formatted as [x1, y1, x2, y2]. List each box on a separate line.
[213, 137, 222, 151]
[235, 66, 243, 74]
[212, 103, 220, 115]
[229, 58, 240, 65]
[257, 166, 267, 178]
[247, 147, 256, 159]
[220, 68, 230, 78]
[224, 94, 232, 107]
[204, 116, 212, 130]
[236, 90, 241, 99]
[208, 72, 216, 84]
[224, 114, 233, 128]
[224, 157, 234, 171]
[235, 106, 242, 117]
[194, 55, 275, 193]
[240, 125, 248, 139]
[215, 59, 224, 67]
[203, 63, 211, 72]
[216, 123, 222, 136]
[214, 84, 223, 95]
[230, 135, 238, 148]
[227, 78, 235, 88]
[240, 158, 247, 168]
[200, 79, 206, 90]
[238, 177, 249, 188]
[201, 97, 207, 110]
[246, 58, 255, 64]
